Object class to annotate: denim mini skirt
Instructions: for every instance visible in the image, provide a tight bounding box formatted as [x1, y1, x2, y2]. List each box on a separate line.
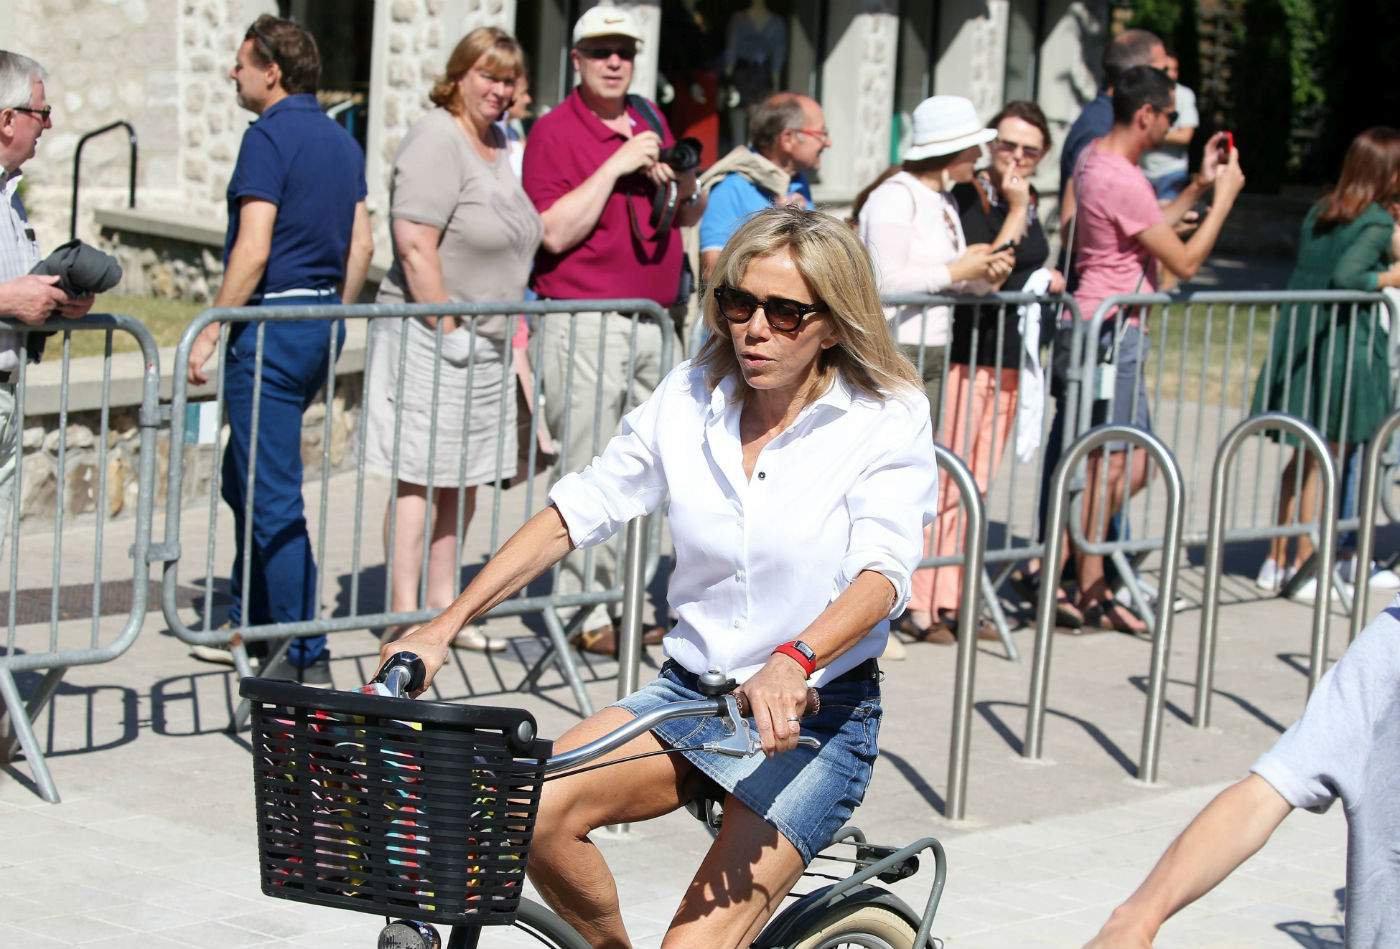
[613, 660, 882, 864]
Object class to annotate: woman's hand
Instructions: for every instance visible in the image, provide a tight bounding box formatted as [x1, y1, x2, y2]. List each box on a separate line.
[1047, 268, 1067, 294]
[735, 654, 812, 756]
[950, 243, 1015, 284]
[1002, 172, 1031, 210]
[377, 615, 459, 697]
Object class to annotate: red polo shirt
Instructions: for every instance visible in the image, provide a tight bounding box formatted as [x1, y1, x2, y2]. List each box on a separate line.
[523, 88, 684, 306]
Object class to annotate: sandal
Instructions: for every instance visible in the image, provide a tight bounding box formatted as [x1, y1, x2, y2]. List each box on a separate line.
[1083, 600, 1147, 635]
[937, 610, 1001, 642]
[893, 611, 954, 645]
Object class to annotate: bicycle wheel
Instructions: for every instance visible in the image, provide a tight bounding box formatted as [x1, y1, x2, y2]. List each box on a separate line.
[786, 901, 918, 949]
[500, 897, 592, 949]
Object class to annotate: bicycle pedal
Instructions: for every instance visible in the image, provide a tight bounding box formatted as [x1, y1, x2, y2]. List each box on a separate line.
[855, 842, 920, 884]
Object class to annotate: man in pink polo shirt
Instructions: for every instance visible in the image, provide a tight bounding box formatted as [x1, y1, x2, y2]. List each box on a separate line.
[523, 5, 704, 654]
[1067, 64, 1245, 633]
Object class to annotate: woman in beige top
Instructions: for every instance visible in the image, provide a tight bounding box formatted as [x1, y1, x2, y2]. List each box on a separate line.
[364, 27, 543, 651]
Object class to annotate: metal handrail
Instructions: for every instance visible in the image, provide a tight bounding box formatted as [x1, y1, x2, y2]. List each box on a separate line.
[1193, 413, 1336, 728]
[70, 120, 138, 240]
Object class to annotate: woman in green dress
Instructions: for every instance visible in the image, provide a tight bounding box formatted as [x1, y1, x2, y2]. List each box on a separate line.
[1251, 127, 1400, 596]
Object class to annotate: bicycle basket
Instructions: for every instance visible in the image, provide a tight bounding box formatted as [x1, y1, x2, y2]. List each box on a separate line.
[240, 677, 551, 927]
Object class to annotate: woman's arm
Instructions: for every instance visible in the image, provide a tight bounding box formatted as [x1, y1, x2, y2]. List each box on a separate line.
[1332, 217, 1395, 291]
[392, 217, 456, 332]
[737, 570, 897, 755]
[379, 504, 575, 691]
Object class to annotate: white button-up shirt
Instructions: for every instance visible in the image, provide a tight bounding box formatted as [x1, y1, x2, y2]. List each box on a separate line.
[0, 169, 41, 372]
[550, 360, 938, 686]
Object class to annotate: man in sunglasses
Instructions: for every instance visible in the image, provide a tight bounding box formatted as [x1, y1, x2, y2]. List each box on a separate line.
[185, 16, 373, 683]
[522, 5, 705, 656]
[0, 51, 93, 560]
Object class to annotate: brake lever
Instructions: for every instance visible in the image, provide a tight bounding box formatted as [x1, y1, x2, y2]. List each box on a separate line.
[700, 695, 823, 756]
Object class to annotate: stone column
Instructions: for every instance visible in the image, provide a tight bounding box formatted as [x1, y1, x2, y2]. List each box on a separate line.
[816, 1, 898, 202]
[933, 0, 1010, 119]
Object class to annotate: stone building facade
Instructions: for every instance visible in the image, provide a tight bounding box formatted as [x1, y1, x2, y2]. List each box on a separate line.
[12, 0, 1108, 286]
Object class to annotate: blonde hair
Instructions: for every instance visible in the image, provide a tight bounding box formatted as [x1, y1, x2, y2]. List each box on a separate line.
[696, 207, 921, 403]
[429, 27, 525, 114]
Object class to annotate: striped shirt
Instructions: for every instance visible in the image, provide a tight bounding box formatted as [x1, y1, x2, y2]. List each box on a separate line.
[0, 170, 41, 371]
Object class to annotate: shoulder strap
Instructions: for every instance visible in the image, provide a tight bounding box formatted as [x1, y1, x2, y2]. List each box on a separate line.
[626, 94, 665, 138]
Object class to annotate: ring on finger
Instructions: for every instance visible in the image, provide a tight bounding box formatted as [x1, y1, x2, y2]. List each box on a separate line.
[787, 717, 801, 723]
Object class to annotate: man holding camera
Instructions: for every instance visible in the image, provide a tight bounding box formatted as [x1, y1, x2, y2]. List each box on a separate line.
[522, 5, 704, 655]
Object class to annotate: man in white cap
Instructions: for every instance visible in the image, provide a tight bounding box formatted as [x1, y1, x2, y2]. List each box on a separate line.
[522, 6, 704, 656]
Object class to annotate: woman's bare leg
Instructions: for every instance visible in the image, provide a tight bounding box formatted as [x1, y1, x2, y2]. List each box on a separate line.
[1294, 452, 1322, 569]
[527, 707, 700, 949]
[663, 796, 806, 949]
[1270, 451, 1301, 567]
[384, 482, 427, 614]
[425, 486, 475, 609]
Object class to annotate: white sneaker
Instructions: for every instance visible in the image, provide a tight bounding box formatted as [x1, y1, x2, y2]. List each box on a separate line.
[1256, 558, 1283, 591]
[1289, 574, 1345, 604]
[452, 626, 508, 653]
[189, 644, 261, 671]
[1370, 566, 1400, 589]
[1114, 579, 1189, 613]
[881, 635, 907, 661]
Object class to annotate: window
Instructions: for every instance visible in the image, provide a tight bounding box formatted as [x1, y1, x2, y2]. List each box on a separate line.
[892, 0, 939, 163]
[517, 0, 582, 113]
[1003, 0, 1045, 103]
[278, 0, 374, 151]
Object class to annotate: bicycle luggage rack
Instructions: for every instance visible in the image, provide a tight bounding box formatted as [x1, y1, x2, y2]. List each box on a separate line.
[239, 678, 551, 928]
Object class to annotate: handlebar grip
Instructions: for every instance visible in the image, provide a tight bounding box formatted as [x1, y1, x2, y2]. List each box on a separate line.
[370, 652, 426, 696]
[733, 687, 820, 719]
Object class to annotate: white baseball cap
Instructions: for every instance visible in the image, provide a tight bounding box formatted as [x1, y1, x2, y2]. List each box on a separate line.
[902, 96, 996, 162]
[572, 6, 645, 47]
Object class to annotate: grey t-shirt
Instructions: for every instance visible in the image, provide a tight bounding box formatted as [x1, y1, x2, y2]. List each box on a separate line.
[380, 108, 543, 339]
[1251, 594, 1400, 948]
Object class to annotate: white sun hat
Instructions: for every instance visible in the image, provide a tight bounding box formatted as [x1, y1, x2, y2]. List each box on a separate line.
[902, 96, 997, 161]
[572, 6, 645, 47]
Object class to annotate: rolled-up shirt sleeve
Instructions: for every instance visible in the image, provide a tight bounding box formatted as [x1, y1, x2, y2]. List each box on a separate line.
[838, 395, 938, 616]
[548, 384, 669, 549]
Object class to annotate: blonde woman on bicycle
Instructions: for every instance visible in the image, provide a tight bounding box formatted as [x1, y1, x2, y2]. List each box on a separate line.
[381, 207, 938, 949]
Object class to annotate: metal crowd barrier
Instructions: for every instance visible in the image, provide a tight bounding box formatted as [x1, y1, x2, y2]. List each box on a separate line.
[1194, 414, 1336, 729]
[1349, 409, 1400, 643]
[878, 292, 1084, 652]
[1024, 424, 1183, 784]
[1074, 291, 1400, 617]
[0, 315, 162, 802]
[158, 299, 675, 722]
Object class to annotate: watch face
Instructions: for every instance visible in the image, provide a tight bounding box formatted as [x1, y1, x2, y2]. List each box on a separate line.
[793, 640, 817, 662]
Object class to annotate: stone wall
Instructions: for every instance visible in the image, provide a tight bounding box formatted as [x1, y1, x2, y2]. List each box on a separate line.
[97, 223, 224, 304]
[14, 372, 362, 531]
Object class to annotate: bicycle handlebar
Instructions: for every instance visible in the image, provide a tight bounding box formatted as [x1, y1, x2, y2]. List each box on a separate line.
[367, 653, 821, 772]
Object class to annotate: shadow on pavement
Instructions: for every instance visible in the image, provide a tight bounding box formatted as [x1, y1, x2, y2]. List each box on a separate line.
[973, 699, 1138, 776]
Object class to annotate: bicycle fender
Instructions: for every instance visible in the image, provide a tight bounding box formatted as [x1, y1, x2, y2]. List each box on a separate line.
[752, 884, 928, 949]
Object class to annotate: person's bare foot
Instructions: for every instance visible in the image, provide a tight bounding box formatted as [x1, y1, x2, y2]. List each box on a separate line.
[1081, 598, 1146, 635]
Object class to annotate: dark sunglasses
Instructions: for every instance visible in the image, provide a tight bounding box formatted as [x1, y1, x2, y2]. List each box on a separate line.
[579, 45, 637, 61]
[991, 138, 1043, 161]
[10, 106, 51, 122]
[1155, 106, 1179, 125]
[248, 23, 282, 69]
[714, 285, 827, 333]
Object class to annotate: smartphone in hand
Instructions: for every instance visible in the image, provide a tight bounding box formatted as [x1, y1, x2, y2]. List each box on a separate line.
[992, 239, 1017, 253]
[1218, 131, 1234, 160]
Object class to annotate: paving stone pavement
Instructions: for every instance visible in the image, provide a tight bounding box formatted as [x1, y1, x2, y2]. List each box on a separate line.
[0, 466, 1375, 948]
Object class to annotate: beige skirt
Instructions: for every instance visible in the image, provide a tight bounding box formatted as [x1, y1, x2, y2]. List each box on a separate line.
[362, 317, 518, 487]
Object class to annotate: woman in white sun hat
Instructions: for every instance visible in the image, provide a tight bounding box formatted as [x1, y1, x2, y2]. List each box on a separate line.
[854, 95, 1016, 644]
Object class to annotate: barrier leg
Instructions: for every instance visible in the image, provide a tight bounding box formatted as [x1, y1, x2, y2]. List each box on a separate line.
[978, 568, 1017, 661]
[536, 605, 596, 717]
[609, 518, 648, 835]
[231, 637, 291, 732]
[0, 666, 63, 802]
[1110, 549, 1154, 637]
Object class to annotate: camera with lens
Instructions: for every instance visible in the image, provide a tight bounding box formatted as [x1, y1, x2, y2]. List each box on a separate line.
[647, 136, 704, 237]
[659, 136, 703, 174]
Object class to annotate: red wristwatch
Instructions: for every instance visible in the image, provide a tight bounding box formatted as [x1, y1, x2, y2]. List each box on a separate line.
[772, 640, 818, 677]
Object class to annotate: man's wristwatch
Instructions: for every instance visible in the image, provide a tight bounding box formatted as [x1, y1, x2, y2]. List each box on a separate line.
[773, 640, 818, 677]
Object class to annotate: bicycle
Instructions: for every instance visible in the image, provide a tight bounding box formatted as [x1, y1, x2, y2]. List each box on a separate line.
[239, 654, 946, 949]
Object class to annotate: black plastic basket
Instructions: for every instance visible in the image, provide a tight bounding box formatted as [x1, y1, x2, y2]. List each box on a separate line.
[239, 677, 552, 927]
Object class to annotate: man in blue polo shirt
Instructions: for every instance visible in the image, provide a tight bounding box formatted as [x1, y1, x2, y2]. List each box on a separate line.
[187, 15, 373, 683]
[697, 92, 825, 280]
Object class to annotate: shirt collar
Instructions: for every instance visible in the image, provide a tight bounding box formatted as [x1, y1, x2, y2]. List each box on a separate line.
[567, 87, 638, 143]
[707, 367, 857, 424]
[257, 93, 319, 123]
[1, 169, 21, 196]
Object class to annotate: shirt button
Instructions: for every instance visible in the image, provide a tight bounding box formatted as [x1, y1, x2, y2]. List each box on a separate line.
[736, 571, 744, 582]
[757, 471, 766, 480]
[733, 620, 741, 629]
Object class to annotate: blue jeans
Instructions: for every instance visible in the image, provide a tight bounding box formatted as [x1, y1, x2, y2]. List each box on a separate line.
[222, 299, 345, 668]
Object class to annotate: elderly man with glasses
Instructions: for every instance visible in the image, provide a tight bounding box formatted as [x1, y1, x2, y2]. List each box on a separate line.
[522, 5, 706, 656]
[0, 51, 93, 557]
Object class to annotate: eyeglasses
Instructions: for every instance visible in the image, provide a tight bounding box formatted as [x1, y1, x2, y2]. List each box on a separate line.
[714, 285, 827, 332]
[790, 127, 830, 143]
[991, 138, 1043, 161]
[1154, 107, 1179, 125]
[579, 45, 637, 61]
[248, 23, 283, 71]
[10, 106, 51, 123]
